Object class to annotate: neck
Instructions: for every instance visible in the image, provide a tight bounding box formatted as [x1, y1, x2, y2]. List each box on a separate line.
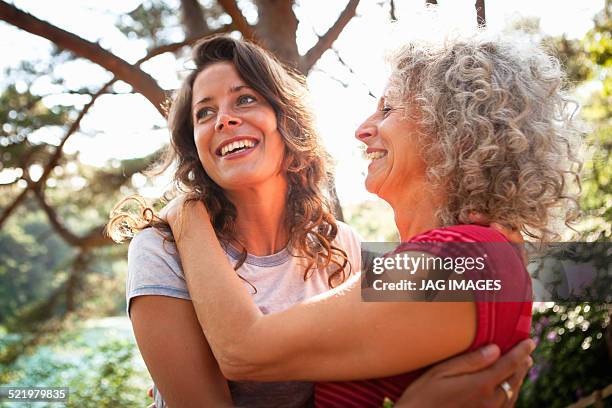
[384, 180, 441, 242]
[224, 177, 289, 256]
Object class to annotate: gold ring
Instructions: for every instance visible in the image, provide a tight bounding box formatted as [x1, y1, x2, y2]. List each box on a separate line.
[500, 380, 513, 401]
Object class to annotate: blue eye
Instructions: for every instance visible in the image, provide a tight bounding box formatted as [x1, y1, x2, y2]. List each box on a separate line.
[195, 107, 214, 121]
[237, 94, 256, 105]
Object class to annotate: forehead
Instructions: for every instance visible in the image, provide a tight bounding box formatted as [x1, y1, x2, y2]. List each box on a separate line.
[382, 80, 400, 100]
[192, 62, 247, 101]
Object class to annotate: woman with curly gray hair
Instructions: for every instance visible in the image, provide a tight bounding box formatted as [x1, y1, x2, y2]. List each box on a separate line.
[381, 36, 580, 240]
[161, 33, 579, 407]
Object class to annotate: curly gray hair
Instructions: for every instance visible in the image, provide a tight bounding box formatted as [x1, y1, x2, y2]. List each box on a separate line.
[386, 34, 582, 241]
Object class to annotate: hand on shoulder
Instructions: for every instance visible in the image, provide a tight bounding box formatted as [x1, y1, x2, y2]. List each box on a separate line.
[159, 195, 210, 238]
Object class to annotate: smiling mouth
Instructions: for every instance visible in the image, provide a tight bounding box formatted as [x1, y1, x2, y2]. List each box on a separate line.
[216, 138, 260, 158]
[364, 150, 387, 160]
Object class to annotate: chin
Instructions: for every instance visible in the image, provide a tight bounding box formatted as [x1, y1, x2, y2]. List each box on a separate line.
[364, 176, 380, 196]
[210, 171, 251, 188]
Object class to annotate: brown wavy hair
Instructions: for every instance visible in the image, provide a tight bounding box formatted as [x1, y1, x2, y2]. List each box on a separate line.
[107, 35, 350, 288]
[385, 34, 582, 242]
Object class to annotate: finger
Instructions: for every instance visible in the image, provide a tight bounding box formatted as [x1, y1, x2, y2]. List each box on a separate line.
[495, 379, 514, 408]
[148, 387, 153, 398]
[433, 344, 501, 377]
[506, 357, 532, 407]
[484, 339, 535, 384]
[498, 373, 524, 408]
[481, 351, 532, 408]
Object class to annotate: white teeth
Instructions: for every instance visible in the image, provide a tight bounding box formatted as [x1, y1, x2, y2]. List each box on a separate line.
[365, 151, 386, 160]
[220, 139, 256, 157]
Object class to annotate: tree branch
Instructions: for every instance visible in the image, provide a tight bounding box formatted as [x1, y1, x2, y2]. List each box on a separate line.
[0, 187, 30, 227]
[299, 0, 360, 73]
[0, 1, 167, 115]
[31, 186, 81, 246]
[216, 0, 256, 40]
[329, 47, 376, 98]
[32, 186, 112, 248]
[65, 251, 89, 312]
[475, 0, 486, 27]
[140, 26, 232, 62]
[180, 0, 208, 38]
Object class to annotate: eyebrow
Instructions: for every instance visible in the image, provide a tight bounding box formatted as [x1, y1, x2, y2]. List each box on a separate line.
[193, 84, 253, 107]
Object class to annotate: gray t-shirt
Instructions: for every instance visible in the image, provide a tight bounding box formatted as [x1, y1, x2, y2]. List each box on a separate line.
[126, 221, 362, 408]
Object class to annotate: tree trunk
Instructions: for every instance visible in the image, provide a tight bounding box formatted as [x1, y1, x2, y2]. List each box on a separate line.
[180, 0, 209, 38]
[254, 0, 300, 67]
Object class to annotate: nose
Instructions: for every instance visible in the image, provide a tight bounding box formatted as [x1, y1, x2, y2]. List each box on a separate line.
[355, 117, 377, 141]
[215, 112, 241, 132]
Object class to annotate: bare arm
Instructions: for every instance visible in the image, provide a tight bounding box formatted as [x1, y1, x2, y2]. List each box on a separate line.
[167, 200, 476, 382]
[130, 295, 233, 407]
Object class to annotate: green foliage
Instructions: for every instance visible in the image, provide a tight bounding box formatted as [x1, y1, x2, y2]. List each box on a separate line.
[0, 333, 150, 408]
[517, 5, 612, 407]
[344, 200, 399, 241]
[0, 85, 71, 172]
[65, 339, 147, 407]
[544, 35, 594, 85]
[0, 204, 74, 327]
[116, 1, 181, 48]
[576, 7, 612, 242]
[518, 303, 612, 407]
[382, 396, 395, 408]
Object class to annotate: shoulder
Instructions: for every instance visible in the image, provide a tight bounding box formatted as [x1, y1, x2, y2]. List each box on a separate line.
[396, 225, 521, 266]
[127, 227, 183, 278]
[126, 227, 190, 315]
[408, 224, 508, 243]
[128, 227, 177, 260]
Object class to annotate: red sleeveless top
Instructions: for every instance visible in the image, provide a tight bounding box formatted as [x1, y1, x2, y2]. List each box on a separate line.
[315, 225, 533, 407]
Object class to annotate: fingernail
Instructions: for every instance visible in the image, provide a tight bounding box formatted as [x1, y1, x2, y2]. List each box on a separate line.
[481, 344, 498, 359]
[527, 339, 537, 352]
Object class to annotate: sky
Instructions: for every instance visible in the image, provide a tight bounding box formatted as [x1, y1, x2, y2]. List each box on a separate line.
[0, 0, 605, 205]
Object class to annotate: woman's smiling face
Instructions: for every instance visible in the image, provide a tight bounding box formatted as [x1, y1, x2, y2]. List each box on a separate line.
[355, 91, 428, 202]
[191, 62, 286, 191]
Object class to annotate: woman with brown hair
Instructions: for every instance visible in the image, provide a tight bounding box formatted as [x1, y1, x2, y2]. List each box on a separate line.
[158, 32, 580, 407]
[109, 34, 360, 407]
